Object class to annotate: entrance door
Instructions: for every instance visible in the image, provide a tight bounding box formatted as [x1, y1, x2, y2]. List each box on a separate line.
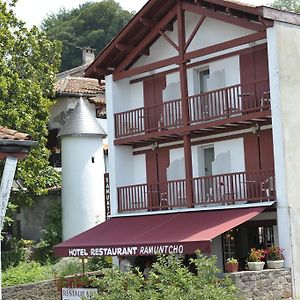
[146, 147, 170, 209]
[143, 76, 166, 131]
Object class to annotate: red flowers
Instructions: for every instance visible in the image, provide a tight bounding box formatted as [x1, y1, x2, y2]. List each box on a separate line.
[265, 245, 284, 261]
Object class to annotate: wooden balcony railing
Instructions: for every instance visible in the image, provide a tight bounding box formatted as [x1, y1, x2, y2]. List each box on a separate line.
[188, 79, 270, 124]
[117, 170, 275, 213]
[114, 79, 270, 139]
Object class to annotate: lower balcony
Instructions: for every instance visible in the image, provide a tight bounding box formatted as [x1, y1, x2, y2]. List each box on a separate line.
[117, 170, 275, 213]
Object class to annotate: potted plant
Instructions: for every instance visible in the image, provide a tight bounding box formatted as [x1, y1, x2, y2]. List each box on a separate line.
[247, 248, 265, 271]
[225, 257, 239, 273]
[265, 245, 284, 269]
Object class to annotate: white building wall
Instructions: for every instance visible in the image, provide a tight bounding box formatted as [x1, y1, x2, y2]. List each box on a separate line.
[267, 21, 300, 297]
[185, 12, 254, 52]
[167, 148, 185, 181]
[192, 138, 245, 177]
[133, 154, 146, 184]
[61, 136, 105, 240]
[133, 14, 254, 70]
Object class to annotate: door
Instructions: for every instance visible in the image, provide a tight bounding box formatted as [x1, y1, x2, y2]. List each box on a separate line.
[143, 76, 166, 131]
[239, 46, 269, 112]
[244, 129, 274, 199]
[146, 147, 170, 209]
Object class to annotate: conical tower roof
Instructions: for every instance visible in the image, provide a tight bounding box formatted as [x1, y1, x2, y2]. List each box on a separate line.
[58, 97, 106, 138]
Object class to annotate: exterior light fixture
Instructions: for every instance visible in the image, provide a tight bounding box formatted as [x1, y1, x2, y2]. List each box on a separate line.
[251, 123, 260, 134]
[151, 141, 159, 151]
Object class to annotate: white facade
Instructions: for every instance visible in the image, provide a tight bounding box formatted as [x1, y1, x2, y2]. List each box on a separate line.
[61, 135, 106, 240]
[267, 20, 300, 297]
[101, 3, 300, 297]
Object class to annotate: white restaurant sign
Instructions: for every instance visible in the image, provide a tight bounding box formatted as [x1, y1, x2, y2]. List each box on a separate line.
[62, 288, 98, 300]
[68, 244, 185, 257]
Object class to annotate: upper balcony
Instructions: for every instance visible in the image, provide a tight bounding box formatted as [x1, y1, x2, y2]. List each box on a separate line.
[117, 169, 275, 213]
[114, 79, 271, 146]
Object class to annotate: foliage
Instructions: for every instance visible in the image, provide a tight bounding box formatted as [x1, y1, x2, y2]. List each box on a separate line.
[90, 252, 239, 300]
[34, 200, 62, 263]
[52, 257, 83, 277]
[248, 248, 265, 262]
[0, 0, 61, 218]
[41, 0, 133, 71]
[265, 245, 284, 260]
[1, 247, 25, 271]
[2, 261, 52, 287]
[86, 256, 112, 272]
[270, 0, 300, 13]
[226, 257, 238, 264]
[1, 238, 36, 271]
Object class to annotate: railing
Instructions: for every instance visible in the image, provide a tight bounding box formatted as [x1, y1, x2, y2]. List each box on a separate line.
[118, 179, 186, 212]
[117, 170, 275, 212]
[114, 79, 270, 139]
[114, 98, 182, 138]
[188, 79, 270, 124]
[192, 169, 275, 206]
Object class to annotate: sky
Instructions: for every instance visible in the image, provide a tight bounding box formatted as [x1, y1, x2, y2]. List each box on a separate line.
[13, 0, 148, 28]
[13, 0, 269, 28]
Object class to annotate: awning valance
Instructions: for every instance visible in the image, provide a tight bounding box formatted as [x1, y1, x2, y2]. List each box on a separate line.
[54, 207, 264, 257]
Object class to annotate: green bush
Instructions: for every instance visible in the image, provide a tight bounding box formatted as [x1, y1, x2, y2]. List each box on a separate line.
[89, 252, 239, 300]
[86, 257, 112, 272]
[1, 248, 25, 271]
[2, 261, 52, 287]
[52, 257, 83, 277]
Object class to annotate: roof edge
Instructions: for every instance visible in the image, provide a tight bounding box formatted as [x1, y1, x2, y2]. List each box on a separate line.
[262, 6, 300, 26]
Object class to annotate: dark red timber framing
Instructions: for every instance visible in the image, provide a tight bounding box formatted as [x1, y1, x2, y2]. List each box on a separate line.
[85, 0, 276, 211]
[85, 0, 273, 80]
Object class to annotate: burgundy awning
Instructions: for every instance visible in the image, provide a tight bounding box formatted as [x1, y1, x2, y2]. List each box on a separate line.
[54, 207, 264, 257]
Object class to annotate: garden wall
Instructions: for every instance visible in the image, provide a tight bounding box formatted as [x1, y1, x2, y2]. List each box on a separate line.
[2, 279, 60, 300]
[229, 268, 293, 300]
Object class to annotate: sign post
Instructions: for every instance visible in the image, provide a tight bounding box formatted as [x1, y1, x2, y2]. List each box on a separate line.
[0, 156, 18, 300]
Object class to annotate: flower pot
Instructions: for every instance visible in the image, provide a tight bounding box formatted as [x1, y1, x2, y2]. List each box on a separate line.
[225, 262, 239, 273]
[267, 260, 284, 269]
[247, 261, 265, 271]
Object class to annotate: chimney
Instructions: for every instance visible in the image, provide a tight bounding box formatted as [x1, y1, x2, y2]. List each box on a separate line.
[82, 47, 96, 64]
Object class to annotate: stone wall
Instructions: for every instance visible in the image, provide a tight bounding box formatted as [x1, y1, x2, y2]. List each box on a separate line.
[3, 280, 60, 300]
[229, 268, 293, 300]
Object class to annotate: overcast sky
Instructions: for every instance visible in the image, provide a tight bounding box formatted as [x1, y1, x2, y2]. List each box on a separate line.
[13, 0, 269, 28]
[13, 0, 148, 28]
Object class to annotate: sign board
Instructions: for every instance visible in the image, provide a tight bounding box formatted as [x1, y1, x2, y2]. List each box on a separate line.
[62, 288, 98, 300]
[104, 173, 110, 219]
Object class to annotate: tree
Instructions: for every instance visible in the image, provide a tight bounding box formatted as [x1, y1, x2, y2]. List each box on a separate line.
[41, 0, 133, 71]
[0, 0, 61, 217]
[270, 0, 300, 13]
[90, 252, 239, 300]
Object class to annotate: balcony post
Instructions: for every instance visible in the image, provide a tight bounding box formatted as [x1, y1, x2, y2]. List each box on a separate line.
[177, 0, 193, 207]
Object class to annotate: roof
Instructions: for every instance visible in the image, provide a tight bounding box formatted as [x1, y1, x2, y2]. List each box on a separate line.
[85, 0, 300, 80]
[55, 77, 105, 98]
[57, 63, 90, 80]
[0, 126, 37, 156]
[0, 126, 32, 141]
[58, 97, 106, 138]
[54, 207, 264, 257]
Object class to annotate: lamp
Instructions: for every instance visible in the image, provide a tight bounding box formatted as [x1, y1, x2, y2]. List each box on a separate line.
[251, 123, 260, 134]
[151, 141, 159, 151]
